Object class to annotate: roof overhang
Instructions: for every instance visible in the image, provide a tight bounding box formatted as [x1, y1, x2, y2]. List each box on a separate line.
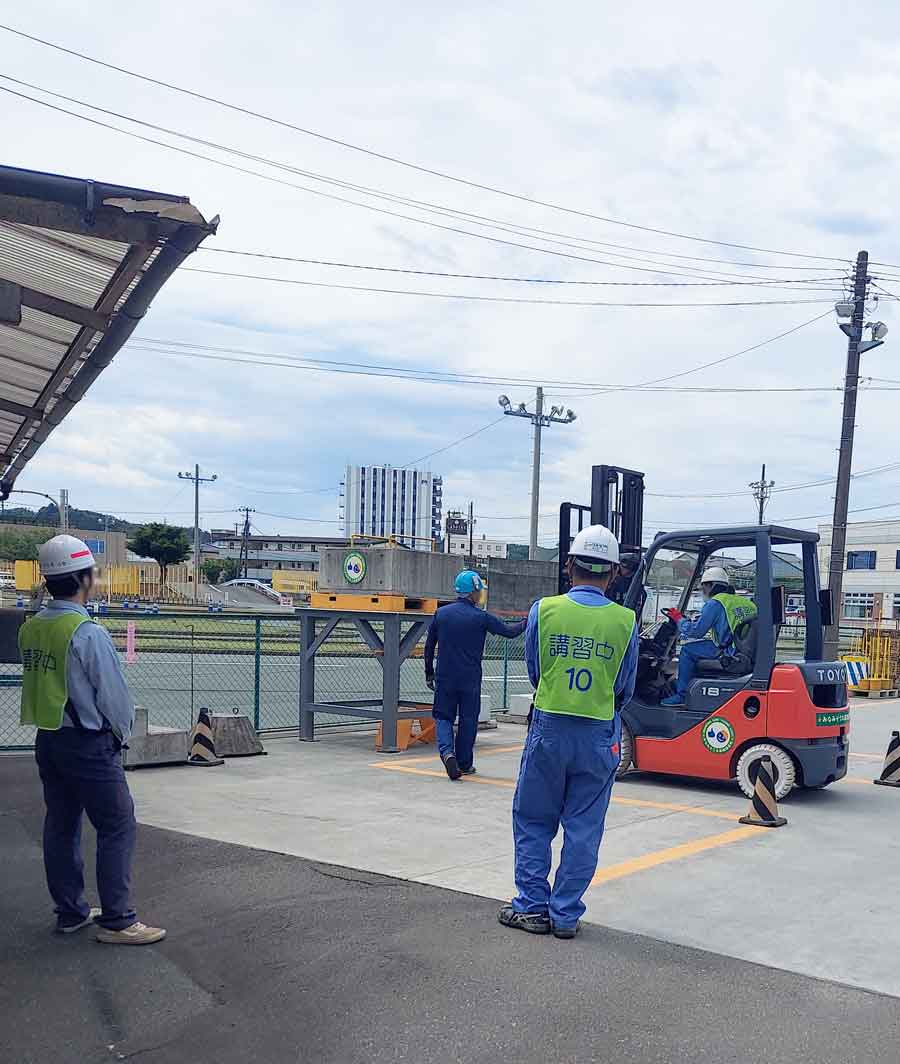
[0, 164, 217, 495]
[648, 525, 820, 553]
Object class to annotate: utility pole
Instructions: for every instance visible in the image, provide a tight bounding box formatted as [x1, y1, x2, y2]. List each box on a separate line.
[823, 251, 888, 659]
[238, 507, 255, 579]
[498, 388, 576, 561]
[468, 500, 474, 560]
[749, 464, 775, 525]
[58, 489, 69, 532]
[178, 464, 218, 602]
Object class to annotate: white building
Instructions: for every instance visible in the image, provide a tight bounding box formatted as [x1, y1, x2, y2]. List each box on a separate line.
[446, 533, 508, 559]
[341, 465, 442, 547]
[818, 520, 900, 624]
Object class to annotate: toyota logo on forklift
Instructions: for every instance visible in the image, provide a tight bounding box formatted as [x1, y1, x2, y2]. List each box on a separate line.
[559, 464, 850, 802]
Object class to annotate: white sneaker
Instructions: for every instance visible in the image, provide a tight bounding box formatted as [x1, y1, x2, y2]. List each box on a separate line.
[95, 921, 166, 946]
[56, 907, 101, 934]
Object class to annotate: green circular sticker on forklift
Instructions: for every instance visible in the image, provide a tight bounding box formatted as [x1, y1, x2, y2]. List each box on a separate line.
[702, 717, 735, 754]
[343, 551, 367, 584]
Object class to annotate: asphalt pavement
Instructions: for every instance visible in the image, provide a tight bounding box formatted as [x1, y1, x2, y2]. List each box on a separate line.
[3, 753, 900, 1064]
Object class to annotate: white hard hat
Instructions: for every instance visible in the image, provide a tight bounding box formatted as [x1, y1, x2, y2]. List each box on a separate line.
[38, 534, 96, 578]
[569, 524, 620, 568]
[700, 566, 729, 586]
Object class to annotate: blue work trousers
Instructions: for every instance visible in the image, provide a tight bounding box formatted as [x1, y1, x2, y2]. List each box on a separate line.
[432, 681, 481, 770]
[511, 708, 620, 929]
[676, 639, 719, 696]
[35, 728, 137, 931]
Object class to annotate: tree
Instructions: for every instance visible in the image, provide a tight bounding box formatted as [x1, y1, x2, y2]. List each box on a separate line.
[128, 523, 191, 585]
[0, 528, 50, 562]
[220, 558, 241, 582]
[200, 559, 224, 586]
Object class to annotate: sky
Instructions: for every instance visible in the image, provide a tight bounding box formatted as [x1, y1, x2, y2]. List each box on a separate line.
[3, 2, 900, 547]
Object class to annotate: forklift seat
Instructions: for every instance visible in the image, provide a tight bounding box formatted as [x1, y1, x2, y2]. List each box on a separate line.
[693, 617, 757, 677]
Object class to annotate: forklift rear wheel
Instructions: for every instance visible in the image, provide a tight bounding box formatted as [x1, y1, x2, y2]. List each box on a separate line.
[616, 723, 634, 778]
[735, 744, 796, 801]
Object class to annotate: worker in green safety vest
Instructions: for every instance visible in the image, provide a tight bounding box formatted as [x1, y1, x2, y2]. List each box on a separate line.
[661, 565, 758, 706]
[19, 534, 165, 945]
[498, 524, 638, 939]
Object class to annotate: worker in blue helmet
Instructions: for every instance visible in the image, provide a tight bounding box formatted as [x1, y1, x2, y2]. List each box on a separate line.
[424, 569, 526, 780]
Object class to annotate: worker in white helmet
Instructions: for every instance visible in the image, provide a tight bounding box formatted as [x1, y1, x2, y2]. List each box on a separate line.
[18, 534, 165, 945]
[660, 565, 758, 706]
[498, 525, 638, 939]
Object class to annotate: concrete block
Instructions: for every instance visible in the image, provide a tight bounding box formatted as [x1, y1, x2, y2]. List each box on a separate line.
[125, 726, 191, 769]
[497, 692, 532, 725]
[477, 693, 497, 730]
[211, 714, 266, 758]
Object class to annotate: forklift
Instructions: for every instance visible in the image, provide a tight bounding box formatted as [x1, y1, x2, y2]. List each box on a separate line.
[559, 466, 849, 799]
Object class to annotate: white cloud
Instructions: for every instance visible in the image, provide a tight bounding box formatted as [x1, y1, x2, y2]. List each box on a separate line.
[3, 1, 900, 541]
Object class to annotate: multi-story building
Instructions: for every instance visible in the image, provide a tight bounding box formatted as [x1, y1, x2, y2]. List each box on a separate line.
[341, 465, 442, 548]
[818, 520, 900, 625]
[446, 534, 508, 559]
[206, 531, 348, 583]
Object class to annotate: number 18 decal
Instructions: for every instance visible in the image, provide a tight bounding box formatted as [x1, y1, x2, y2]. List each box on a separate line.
[565, 667, 593, 691]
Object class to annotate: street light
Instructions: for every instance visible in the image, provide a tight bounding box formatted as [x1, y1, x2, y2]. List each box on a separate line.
[499, 388, 577, 560]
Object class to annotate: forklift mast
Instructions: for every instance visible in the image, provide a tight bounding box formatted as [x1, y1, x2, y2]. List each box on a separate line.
[558, 465, 645, 593]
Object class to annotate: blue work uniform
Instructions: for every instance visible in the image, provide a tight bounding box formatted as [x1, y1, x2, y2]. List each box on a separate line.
[31, 600, 139, 932]
[424, 597, 526, 770]
[512, 586, 638, 929]
[673, 599, 733, 698]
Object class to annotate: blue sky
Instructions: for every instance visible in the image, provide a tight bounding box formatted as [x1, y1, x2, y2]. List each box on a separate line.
[3, 1, 900, 546]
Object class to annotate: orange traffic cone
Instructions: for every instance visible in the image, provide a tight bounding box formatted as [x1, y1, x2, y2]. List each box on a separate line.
[187, 707, 224, 766]
[739, 756, 787, 828]
[873, 731, 900, 788]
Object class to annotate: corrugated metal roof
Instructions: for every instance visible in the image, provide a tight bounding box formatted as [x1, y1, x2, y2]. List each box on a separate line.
[0, 164, 216, 491]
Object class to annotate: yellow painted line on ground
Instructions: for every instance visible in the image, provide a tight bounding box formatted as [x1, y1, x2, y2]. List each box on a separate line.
[380, 743, 523, 767]
[370, 761, 741, 819]
[849, 752, 887, 761]
[843, 776, 875, 786]
[589, 826, 762, 888]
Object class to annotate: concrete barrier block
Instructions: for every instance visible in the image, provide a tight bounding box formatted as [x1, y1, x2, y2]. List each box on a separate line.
[477, 693, 497, 730]
[125, 725, 191, 769]
[211, 714, 266, 758]
[496, 692, 532, 725]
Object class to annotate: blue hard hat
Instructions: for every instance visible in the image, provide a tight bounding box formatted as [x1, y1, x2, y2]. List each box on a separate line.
[454, 570, 484, 594]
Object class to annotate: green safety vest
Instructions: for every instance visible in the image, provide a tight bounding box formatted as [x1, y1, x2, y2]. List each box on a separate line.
[19, 612, 92, 730]
[535, 595, 635, 720]
[709, 593, 758, 649]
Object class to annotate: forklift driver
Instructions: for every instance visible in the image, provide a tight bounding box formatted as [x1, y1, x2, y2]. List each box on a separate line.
[660, 566, 757, 706]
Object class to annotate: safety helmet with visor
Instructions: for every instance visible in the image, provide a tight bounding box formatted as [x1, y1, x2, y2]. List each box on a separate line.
[454, 569, 484, 595]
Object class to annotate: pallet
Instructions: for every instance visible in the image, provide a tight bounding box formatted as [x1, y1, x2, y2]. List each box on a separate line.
[854, 687, 899, 699]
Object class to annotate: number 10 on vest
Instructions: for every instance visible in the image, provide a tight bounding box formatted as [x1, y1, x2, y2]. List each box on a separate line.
[565, 667, 593, 691]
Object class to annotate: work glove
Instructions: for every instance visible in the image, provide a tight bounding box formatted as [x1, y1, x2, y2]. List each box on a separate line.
[662, 607, 684, 623]
[425, 676, 435, 691]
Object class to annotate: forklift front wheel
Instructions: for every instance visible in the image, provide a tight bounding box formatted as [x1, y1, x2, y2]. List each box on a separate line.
[735, 743, 797, 801]
[616, 723, 634, 779]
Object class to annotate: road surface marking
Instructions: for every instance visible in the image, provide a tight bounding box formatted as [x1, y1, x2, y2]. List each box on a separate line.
[376, 744, 523, 767]
[849, 752, 886, 761]
[590, 826, 763, 887]
[371, 761, 741, 820]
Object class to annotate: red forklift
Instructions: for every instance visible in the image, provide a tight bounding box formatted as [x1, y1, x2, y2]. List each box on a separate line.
[559, 466, 850, 799]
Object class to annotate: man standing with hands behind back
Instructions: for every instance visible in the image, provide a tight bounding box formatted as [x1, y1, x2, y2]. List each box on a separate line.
[19, 534, 165, 944]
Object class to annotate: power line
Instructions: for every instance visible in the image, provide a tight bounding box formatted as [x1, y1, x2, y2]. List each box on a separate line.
[0, 24, 849, 263]
[179, 267, 836, 307]
[198, 248, 843, 290]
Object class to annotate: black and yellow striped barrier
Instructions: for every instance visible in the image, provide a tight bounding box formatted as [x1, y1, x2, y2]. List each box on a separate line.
[187, 707, 224, 767]
[873, 731, 900, 788]
[739, 756, 787, 828]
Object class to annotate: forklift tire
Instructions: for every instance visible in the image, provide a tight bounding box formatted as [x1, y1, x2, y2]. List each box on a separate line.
[735, 743, 797, 801]
[616, 723, 634, 779]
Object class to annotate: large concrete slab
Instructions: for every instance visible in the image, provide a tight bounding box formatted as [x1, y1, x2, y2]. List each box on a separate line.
[3, 755, 900, 1064]
[125, 702, 900, 999]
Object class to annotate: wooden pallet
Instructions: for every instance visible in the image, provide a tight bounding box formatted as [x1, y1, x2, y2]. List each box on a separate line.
[854, 687, 899, 699]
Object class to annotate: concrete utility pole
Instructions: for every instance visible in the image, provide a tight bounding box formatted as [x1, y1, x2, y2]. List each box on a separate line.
[178, 464, 218, 602]
[468, 500, 474, 559]
[823, 251, 888, 660]
[749, 464, 775, 525]
[238, 506, 255, 579]
[58, 489, 69, 532]
[498, 388, 576, 560]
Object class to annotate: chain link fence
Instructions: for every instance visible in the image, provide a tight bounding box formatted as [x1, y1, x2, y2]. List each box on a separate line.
[0, 612, 531, 751]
